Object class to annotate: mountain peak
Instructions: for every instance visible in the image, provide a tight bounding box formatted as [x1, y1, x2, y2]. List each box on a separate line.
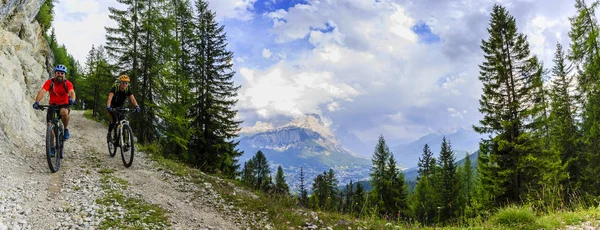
[283, 114, 334, 139]
[240, 114, 334, 139]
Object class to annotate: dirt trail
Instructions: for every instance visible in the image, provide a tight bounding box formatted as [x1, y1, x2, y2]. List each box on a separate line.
[0, 110, 241, 229]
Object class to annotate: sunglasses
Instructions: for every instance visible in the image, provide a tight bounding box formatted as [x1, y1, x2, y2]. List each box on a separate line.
[55, 72, 66, 75]
[120, 82, 129, 85]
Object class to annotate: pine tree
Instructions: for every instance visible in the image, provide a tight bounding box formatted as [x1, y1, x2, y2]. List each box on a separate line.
[438, 137, 459, 222]
[298, 167, 308, 207]
[387, 154, 408, 219]
[105, 0, 143, 85]
[568, 0, 600, 196]
[344, 180, 355, 213]
[457, 152, 475, 218]
[473, 4, 544, 206]
[250, 150, 270, 191]
[275, 165, 289, 195]
[187, 0, 242, 177]
[370, 135, 391, 216]
[353, 182, 366, 216]
[157, 0, 195, 158]
[242, 158, 256, 187]
[549, 43, 581, 197]
[412, 175, 437, 225]
[418, 144, 436, 180]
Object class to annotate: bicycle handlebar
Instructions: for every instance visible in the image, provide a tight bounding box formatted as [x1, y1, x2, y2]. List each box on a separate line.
[38, 104, 69, 111]
[112, 107, 138, 115]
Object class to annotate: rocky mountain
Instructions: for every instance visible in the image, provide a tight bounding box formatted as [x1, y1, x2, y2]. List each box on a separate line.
[236, 115, 372, 191]
[0, 0, 54, 153]
[390, 127, 482, 169]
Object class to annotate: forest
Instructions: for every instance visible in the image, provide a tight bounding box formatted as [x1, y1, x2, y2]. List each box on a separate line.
[36, 0, 600, 227]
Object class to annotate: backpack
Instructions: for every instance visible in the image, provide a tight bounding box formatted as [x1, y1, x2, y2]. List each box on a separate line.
[49, 78, 68, 92]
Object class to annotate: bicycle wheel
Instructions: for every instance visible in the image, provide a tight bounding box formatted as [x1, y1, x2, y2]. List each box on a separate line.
[120, 124, 135, 168]
[58, 123, 65, 159]
[108, 128, 117, 157]
[45, 123, 61, 172]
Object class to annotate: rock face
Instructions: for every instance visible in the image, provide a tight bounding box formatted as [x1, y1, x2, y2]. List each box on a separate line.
[0, 0, 53, 152]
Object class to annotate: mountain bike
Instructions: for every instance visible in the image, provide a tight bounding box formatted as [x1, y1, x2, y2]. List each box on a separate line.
[39, 104, 68, 173]
[107, 107, 137, 167]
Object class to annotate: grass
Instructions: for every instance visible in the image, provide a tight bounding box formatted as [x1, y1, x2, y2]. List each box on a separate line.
[136, 144, 600, 230]
[95, 169, 170, 229]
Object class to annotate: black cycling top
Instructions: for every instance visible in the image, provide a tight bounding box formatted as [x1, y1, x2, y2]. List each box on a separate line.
[110, 85, 133, 107]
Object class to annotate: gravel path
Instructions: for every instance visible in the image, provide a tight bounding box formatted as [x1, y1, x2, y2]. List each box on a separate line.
[0, 110, 249, 229]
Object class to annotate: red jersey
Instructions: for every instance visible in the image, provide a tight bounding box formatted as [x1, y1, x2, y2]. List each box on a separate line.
[42, 78, 74, 105]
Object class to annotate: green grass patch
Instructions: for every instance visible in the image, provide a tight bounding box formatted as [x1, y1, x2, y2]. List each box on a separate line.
[492, 205, 538, 229]
[136, 143, 600, 230]
[96, 174, 169, 229]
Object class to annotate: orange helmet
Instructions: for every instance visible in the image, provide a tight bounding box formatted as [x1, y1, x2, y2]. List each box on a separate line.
[119, 75, 130, 82]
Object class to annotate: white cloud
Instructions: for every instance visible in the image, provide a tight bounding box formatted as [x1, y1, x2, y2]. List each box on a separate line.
[262, 48, 272, 59]
[233, 0, 579, 145]
[237, 63, 359, 119]
[53, 0, 120, 65]
[206, 0, 257, 22]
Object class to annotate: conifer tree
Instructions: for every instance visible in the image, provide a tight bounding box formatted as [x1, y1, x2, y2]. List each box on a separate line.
[473, 4, 544, 205]
[417, 144, 436, 180]
[275, 165, 290, 195]
[568, 0, 600, 196]
[353, 182, 366, 216]
[549, 43, 581, 197]
[457, 152, 475, 218]
[438, 137, 459, 222]
[298, 167, 308, 207]
[187, 0, 242, 177]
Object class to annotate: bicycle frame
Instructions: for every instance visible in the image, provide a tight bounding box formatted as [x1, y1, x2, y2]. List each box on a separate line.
[39, 104, 68, 172]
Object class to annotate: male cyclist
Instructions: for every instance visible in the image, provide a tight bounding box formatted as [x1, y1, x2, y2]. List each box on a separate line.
[33, 64, 76, 156]
[106, 75, 140, 142]
[33, 64, 76, 135]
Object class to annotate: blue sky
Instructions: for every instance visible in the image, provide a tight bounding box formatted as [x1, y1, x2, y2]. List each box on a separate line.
[53, 0, 577, 147]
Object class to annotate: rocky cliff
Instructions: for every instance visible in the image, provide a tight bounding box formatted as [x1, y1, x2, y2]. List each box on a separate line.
[0, 0, 53, 154]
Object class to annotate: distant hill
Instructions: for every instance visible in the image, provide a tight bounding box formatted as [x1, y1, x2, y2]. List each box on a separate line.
[390, 127, 482, 169]
[236, 115, 372, 192]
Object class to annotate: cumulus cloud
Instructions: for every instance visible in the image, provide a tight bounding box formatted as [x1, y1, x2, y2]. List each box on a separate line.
[53, 0, 120, 65]
[233, 0, 578, 145]
[262, 48, 272, 59]
[237, 63, 359, 119]
[53, 0, 580, 146]
[206, 0, 257, 21]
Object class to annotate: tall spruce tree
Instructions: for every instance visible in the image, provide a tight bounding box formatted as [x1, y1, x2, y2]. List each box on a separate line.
[157, 0, 195, 158]
[275, 165, 290, 195]
[473, 4, 544, 206]
[353, 182, 366, 216]
[370, 135, 391, 215]
[457, 152, 475, 218]
[299, 167, 308, 207]
[549, 43, 581, 197]
[568, 0, 600, 196]
[417, 144, 436, 180]
[438, 137, 459, 222]
[187, 0, 243, 177]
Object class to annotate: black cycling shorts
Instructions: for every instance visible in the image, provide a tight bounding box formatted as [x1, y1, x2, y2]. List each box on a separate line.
[46, 105, 70, 122]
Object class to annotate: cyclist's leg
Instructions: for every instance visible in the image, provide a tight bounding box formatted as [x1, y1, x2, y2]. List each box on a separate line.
[60, 106, 70, 129]
[60, 106, 71, 139]
[107, 109, 117, 133]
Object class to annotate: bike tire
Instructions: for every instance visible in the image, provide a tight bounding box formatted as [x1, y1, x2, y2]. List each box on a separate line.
[46, 123, 60, 173]
[120, 124, 135, 168]
[108, 128, 117, 157]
